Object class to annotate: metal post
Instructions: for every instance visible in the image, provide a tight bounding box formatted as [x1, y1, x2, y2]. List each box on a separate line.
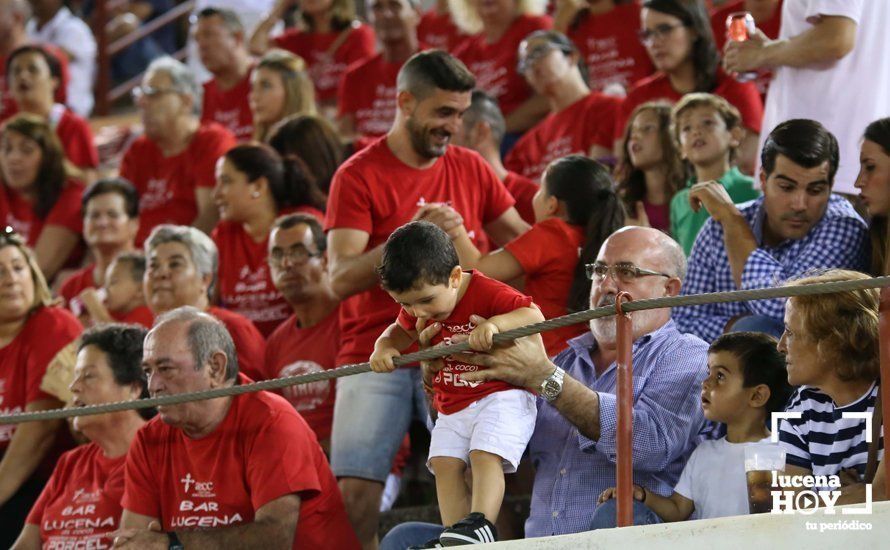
[880, 287, 890, 499]
[615, 292, 634, 526]
[94, 0, 110, 116]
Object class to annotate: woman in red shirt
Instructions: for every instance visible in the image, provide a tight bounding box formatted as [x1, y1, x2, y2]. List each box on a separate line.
[212, 144, 326, 336]
[0, 114, 83, 281]
[616, 101, 685, 233]
[451, 155, 625, 356]
[14, 324, 150, 549]
[0, 230, 82, 547]
[249, 0, 376, 114]
[249, 49, 317, 142]
[616, 0, 762, 174]
[4, 45, 98, 177]
[451, 0, 553, 136]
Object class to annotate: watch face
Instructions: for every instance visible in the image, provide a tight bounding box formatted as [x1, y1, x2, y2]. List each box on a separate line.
[543, 380, 559, 396]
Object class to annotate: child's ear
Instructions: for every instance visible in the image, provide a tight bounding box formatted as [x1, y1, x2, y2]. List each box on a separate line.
[545, 194, 559, 216]
[749, 384, 771, 409]
[729, 126, 745, 149]
[449, 265, 462, 287]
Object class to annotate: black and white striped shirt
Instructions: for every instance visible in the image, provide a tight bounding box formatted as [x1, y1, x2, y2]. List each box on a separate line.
[778, 383, 884, 477]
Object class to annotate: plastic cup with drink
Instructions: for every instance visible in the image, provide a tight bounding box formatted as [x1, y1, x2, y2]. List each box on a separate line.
[744, 443, 786, 514]
[726, 11, 758, 82]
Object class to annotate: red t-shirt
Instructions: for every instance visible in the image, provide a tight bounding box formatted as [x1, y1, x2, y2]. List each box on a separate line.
[503, 218, 586, 356]
[0, 307, 82, 454]
[643, 200, 670, 233]
[505, 92, 621, 181]
[26, 442, 125, 548]
[113, 305, 155, 328]
[119, 123, 236, 246]
[202, 68, 254, 142]
[453, 14, 552, 116]
[207, 306, 267, 382]
[417, 10, 464, 52]
[615, 68, 763, 139]
[337, 53, 400, 138]
[273, 23, 377, 103]
[397, 271, 533, 414]
[503, 171, 538, 225]
[324, 138, 515, 365]
[263, 308, 340, 442]
[122, 377, 359, 550]
[0, 179, 84, 247]
[212, 221, 293, 338]
[567, 3, 656, 92]
[59, 263, 97, 305]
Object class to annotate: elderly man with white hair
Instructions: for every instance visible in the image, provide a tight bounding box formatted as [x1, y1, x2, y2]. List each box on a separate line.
[381, 227, 709, 549]
[111, 306, 360, 549]
[120, 56, 236, 246]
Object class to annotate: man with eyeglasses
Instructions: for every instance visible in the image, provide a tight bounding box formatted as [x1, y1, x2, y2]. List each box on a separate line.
[120, 56, 236, 246]
[262, 213, 341, 452]
[379, 226, 708, 547]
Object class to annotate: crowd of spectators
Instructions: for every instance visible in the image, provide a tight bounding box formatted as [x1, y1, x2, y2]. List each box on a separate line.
[0, 0, 889, 548]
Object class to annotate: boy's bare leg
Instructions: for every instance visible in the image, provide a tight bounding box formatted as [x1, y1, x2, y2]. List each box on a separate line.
[469, 450, 506, 522]
[430, 456, 471, 526]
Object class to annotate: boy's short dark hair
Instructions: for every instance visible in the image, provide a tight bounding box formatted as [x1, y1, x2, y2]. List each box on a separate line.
[761, 119, 839, 184]
[709, 332, 792, 414]
[112, 252, 147, 283]
[377, 221, 459, 293]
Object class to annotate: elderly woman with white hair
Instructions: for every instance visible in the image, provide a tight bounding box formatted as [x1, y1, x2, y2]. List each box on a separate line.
[142, 224, 266, 380]
[450, 0, 552, 139]
[120, 56, 237, 245]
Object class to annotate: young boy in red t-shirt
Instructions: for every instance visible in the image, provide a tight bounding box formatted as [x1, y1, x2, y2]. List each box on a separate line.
[370, 221, 543, 546]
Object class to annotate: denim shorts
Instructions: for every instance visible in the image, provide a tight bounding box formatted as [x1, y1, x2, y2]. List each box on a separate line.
[330, 367, 431, 482]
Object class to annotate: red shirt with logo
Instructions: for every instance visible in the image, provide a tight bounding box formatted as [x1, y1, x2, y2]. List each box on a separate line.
[207, 306, 267, 383]
[567, 3, 656, 92]
[505, 91, 621, 181]
[119, 123, 236, 246]
[0, 307, 81, 455]
[503, 218, 587, 356]
[397, 271, 533, 414]
[26, 442, 125, 548]
[263, 307, 340, 442]
[122, 377, 359, 550]
[325, 138, 515, 365]
[337, 53, 401, 138]
[273, 24, 377, 103]
[212, 221, 293, 338]
[615, 68, 763, 139]
[417, 10, 463, 52]
[201, 68, 254, 141]
[503, 171, 538, 225]
[0, 179, 84, 246]
[453, 14, 552, 116]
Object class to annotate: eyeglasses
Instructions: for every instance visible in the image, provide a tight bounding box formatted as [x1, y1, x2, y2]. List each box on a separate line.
[585, 262, 672, 283]
[131, 85, 180, 102]
[638, 23, 687, 44]
[268, 245, 322, 266]
[517, 43, 568, 73]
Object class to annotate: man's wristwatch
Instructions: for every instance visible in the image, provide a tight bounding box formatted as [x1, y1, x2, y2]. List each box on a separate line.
[539, 366, 565, 403]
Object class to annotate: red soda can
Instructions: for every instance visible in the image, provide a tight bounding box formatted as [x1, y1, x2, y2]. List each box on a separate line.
[726, 11, 757, 82]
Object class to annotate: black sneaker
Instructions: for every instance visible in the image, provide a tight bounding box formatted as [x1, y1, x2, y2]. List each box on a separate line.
[408, 537, 443, 549]
[438, 512, 498, 545]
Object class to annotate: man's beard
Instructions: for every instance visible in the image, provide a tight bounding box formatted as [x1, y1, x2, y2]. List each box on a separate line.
[406, 117, 449, 159]
[589, 295, 660, 345]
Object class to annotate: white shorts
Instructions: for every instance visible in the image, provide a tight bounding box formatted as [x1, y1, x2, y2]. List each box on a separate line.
[428, 389, 537, 474]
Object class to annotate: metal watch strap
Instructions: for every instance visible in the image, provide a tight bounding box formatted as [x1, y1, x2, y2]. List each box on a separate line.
[541, 366, 565, 402]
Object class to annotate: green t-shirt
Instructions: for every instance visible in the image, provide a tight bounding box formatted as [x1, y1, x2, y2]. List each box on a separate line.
[670, 167, 761, 255]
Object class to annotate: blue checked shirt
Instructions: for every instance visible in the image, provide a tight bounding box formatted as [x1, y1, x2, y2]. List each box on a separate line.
[525, 321, 708, 538]
[673, 195, 868, 342]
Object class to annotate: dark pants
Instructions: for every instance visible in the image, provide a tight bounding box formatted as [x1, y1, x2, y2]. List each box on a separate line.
[0, 476, 48, 548]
